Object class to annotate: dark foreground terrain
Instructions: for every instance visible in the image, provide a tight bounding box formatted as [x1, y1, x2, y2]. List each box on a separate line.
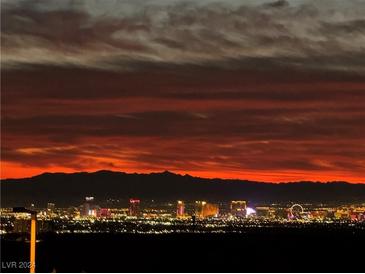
[2, 227, 365, 272]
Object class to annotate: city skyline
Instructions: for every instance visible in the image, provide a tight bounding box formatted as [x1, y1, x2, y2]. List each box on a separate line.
[2, 1, 365, 272]
[2, 0, 365, 182]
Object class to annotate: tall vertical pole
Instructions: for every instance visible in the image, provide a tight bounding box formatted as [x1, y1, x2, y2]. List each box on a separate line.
[30, 214, 36, 273]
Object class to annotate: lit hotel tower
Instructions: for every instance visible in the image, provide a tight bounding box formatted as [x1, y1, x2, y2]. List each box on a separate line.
[231, 201, 247, 217]
[129, 198, 141, 217]
[83, 196, 95, 216]
[176, 200, 185, 218]
[195, 201, 219, 218]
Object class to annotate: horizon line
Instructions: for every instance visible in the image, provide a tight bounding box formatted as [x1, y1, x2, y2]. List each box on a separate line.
[1, 169, 364, 185]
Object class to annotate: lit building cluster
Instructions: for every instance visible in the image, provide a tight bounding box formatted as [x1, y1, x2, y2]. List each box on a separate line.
[195, 201, 219, 218]
[1, 198, 364, 235]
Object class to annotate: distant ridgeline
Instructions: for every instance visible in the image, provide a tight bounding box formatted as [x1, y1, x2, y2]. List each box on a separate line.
[1, 170, 365, 207]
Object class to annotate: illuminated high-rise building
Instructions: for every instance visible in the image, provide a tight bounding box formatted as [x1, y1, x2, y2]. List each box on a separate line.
[231, 201, 247, 217]
[195, 201, 206, 218]
[129, 198, 141, 217]
[81, 196, 98, 217]
[98, 208, 111, 218]
[176, 200, 185, 218]
[47, 202, 55, 216]
[13, 218, 29, 233]
[195, 201, 219, 218]
[256, 206, 273, 218]
[67, 207, 80, 218]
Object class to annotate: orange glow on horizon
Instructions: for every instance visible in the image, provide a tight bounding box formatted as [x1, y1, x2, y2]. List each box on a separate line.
[1, 161, 364, 183]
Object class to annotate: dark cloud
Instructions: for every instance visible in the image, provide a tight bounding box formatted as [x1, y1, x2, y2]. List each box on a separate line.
[321, 19, 365, 35]
[2, 0, 365, 72]
[2, 108, 365, 142]
[263, 0, 289, 9]
[1, 3, 150, 51]
[2, 62, 365, 104]
[1, 0, 365, 181]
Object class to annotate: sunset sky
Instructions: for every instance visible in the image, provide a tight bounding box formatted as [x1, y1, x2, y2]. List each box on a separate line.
[1, 0, 365, 182]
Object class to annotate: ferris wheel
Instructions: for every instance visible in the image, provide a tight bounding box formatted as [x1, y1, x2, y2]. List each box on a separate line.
[289, 204, 304, 219]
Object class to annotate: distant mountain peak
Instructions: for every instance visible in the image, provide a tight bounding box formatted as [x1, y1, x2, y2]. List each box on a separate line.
[1, 170, 362, 185]
[161, 170, 177, 175]
[2, 169, 365, 208]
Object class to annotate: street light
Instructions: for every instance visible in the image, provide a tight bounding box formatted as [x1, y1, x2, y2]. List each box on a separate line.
[13, 207, 37, 273]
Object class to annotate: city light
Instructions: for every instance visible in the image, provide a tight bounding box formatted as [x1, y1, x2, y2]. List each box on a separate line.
[2, 201, 364, 236]
[246, 207, 256, 217]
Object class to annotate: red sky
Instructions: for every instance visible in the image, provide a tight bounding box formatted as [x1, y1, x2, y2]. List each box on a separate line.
[1, 0, 365, 183]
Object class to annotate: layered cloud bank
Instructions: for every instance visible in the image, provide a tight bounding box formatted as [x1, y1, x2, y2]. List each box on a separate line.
[1, 0, 365, 181]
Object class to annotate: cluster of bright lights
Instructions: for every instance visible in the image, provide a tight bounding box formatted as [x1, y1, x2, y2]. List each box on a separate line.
[1, 202, 365, 235]
[246, 207, 256, 217]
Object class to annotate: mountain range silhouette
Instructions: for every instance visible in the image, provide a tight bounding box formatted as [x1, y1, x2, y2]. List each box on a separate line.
[1, 170, 365, 207]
